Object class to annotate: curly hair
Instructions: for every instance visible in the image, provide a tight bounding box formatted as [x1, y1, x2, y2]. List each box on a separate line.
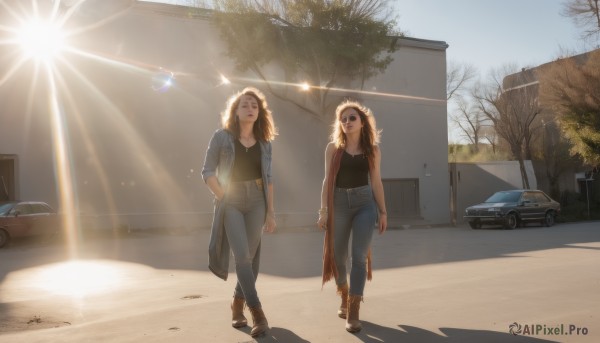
[331, 100, 381, 165]
[222, 87, 277, 142]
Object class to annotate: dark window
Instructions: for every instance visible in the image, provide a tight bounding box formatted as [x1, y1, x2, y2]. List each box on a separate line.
[533, 192, 550, 203]
[485, 191, 521, 203]
[521, 192, 535, 203]
[14, 204, 33, 215]
[31, 203, 53, 214]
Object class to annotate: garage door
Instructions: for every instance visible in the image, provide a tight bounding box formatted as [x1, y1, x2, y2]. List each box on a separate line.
[383, 179, 420, 218]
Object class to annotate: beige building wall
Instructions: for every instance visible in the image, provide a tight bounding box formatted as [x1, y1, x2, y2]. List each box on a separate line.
[0, 1, 450, 229]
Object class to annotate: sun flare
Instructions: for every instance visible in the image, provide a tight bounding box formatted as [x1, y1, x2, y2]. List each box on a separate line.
[17, 19, 66, 62]
[35, 261, 122, 297]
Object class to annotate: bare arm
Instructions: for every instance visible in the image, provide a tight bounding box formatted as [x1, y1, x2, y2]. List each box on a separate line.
[264, 182, 276, 232]
[317, 143, 336, 230]
[370, 146, 387, 234]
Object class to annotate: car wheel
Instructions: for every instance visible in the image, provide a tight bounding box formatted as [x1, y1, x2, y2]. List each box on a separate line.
[0, 229, 9, 248]
[504, 213, 518, 230]
[543, 211, 555, 227]
[468, 221, 482, 230]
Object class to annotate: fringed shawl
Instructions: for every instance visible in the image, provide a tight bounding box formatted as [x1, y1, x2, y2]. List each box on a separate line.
[322, 148, 372, 286]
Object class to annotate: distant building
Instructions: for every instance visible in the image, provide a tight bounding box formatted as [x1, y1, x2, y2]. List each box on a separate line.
[0, 0, 451, 229]
[503, 51, 597, 199]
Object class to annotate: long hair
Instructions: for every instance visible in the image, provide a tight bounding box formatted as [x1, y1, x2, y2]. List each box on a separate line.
[222, 87, 277, 142]
[331, 100, 381, 166]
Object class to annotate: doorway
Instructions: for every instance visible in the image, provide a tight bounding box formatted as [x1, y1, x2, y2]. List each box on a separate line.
[0, 155, 17, 201]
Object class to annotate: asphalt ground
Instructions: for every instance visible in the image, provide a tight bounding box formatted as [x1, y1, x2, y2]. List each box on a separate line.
[0, 221, 598, 343]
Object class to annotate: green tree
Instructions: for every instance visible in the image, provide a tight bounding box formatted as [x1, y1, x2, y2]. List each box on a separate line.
[538, 50, 600, 165]
[211, 0, 400, 119]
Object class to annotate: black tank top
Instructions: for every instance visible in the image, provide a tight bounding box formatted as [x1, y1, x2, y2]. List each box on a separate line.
[231, 139, 262, 181]
[336, 151, 369, 188]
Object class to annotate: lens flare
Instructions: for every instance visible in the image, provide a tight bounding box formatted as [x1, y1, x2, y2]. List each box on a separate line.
[17, 19, 66, 61]
[151, 70, 175, 93]
[219, 74, 231, 85]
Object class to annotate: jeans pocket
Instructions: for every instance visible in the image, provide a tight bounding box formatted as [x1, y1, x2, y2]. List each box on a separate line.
[355, 188, 373, 203]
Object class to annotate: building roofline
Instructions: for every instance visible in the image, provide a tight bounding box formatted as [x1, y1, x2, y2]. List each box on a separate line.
[396, 36, 449, 51]
[134, 1, 449, 51]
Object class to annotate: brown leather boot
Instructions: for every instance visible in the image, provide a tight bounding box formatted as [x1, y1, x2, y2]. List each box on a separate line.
[231, 296, 247, 328]
[337, 283, 349, 319]
[345, 295, 362, 333]
[249, 306, 269, 337]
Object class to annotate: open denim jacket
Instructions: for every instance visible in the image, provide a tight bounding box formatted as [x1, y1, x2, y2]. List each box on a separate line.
[201, 129, 272, 280]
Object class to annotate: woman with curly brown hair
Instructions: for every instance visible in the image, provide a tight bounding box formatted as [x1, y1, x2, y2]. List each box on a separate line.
[317, 100, 387, 333]
[202, 87, 277, 338]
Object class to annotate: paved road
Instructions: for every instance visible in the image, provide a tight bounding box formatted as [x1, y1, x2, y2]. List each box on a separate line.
[0, 222, 598, 342]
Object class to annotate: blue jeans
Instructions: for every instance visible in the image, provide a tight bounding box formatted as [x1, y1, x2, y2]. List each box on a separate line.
[223, 179, 266, 308]
[333, 185, 377, 296]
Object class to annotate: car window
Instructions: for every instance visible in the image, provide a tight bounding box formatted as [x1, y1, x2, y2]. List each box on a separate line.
[534, 192, 550, 203]
[14, 204, 33, 215]
[485, 192, 521, 203]
[31, 203, 53, 214]
[522, 192, 536, 203]
[0, 203, 15, 215]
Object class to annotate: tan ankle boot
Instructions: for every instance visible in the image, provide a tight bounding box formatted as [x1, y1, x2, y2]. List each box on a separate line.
[337, 283, 349, 319]
[346, 295, 362, 333]
[249, 306, 269, 337]
[231, 296, 247, 328]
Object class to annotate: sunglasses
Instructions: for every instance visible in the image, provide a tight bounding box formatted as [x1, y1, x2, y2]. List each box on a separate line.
[340, 115, 359, 124]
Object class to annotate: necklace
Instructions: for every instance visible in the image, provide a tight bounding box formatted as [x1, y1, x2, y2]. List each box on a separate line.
[239, 137, 253, 152]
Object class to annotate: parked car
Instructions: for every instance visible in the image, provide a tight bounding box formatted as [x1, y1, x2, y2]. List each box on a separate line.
[0, 201, 60, 248]
[464, 190, 560, 230]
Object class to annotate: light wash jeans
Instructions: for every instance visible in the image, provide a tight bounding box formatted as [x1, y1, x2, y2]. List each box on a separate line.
[333, 184, 377, 296]
[223, 179, 266, 308]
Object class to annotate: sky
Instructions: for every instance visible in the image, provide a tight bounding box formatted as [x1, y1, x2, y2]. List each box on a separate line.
[395, 0, 590, 75]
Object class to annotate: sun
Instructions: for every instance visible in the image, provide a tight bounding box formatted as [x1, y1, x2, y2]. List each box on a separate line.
[16, 18, 66, 62]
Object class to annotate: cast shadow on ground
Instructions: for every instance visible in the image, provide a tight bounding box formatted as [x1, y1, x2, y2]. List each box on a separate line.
[233, 326, 309, 343]
[352, 322, 559, 343]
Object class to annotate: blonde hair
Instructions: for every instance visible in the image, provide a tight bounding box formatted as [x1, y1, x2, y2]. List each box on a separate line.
[222, 87, 277, 142]
[331, 100, 381, 165]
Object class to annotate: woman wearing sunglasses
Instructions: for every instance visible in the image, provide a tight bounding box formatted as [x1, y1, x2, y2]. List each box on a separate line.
[201, 87, 277, 338]
[317, 100, 388, 333]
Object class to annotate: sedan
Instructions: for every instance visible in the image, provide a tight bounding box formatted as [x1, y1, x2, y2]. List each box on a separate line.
[464, 190, 560, 230]
[0, 201, 60, 248]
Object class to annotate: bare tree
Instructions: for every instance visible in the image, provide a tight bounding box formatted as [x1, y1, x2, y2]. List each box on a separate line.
[446, 61, 477, 101]
[447, 61, 478, 146]
[562, 0, 600, 40]
[473, 66, 541, 189]
[449, 97, 487, 151]
[480, 125, 499, 154]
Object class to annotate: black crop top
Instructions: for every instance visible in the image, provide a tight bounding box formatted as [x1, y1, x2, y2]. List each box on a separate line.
[231, 139, 262, 181]
[336, 151, 369, 188]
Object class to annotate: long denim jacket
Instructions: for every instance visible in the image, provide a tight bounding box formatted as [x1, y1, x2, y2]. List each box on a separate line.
[201, 129, 272, 280]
